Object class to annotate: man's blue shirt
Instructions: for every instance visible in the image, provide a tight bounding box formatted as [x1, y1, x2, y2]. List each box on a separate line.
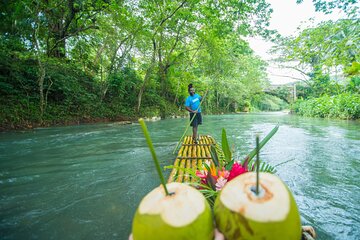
[185, 93, 202, 112]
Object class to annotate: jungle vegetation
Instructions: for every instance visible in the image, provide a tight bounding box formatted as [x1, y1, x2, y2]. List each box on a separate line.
[0, 0, 359, 130]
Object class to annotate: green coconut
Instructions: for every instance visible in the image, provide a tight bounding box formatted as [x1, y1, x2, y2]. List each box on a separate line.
[132, 182, 214, 240]
[214, 172, 301, 240]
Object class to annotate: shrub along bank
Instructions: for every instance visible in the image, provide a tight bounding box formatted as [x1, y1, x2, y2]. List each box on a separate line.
[292, 92, 360, 119]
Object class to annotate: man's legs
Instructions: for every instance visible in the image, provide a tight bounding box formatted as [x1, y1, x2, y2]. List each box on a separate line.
[193, 126, 198, 143]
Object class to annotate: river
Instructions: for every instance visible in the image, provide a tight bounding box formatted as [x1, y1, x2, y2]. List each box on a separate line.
[0, 113, 359, 240]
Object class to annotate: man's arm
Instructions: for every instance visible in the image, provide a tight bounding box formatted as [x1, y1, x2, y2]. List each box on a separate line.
[186, 106, 196, 113]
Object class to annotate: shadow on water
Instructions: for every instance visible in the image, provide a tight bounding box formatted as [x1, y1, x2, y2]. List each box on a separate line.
[0, 113, 359, 240]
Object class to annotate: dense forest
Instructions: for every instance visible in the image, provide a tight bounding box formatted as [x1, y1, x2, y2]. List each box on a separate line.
[0, 0, 359, 130]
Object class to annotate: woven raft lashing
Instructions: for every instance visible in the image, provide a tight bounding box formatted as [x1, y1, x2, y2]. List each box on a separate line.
[168, 135, 217, 183]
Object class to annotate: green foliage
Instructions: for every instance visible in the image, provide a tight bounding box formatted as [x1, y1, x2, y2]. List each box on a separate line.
[215, 126, 278, 173]
[271, 10, 359, 118]
[221, 128, 232, 167]
[292, 93, 360, 119]
[106, 67, 142, 105]
[297, 0, 359, 16]
[251, 94, 289, 111]
[0, 48, 139, 129]
[243, 124, 279, 165]
[347, 76, 360, 93]
[5, 0, 359, 130]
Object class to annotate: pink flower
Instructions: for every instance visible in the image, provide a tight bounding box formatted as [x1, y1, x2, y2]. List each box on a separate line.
[227, 162, 247, 182]
[215, 177, 227, 191]
[218, 167, 230, 179]
[195, 170, 208, 185]
[196, 170, 207, 179]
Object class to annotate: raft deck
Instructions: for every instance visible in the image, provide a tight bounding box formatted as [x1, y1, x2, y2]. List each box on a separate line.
[168, 135, 222, 183]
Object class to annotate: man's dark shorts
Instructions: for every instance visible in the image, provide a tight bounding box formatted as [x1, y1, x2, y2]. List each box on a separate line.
[189, 112, 202, 127]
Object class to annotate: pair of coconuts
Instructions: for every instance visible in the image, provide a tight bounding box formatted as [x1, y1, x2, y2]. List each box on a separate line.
[132, 172, 302, 240]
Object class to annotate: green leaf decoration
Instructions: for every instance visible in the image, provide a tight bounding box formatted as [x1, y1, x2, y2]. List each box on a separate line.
[221, 128, 232, 163]
[225, 160, 234, 171]
[210, 145, 220, 167]
[244, 124, 279, 163]
[139, 118, 169, 195]
[204, 162, 211, 173]
[245, 159, 276, 174]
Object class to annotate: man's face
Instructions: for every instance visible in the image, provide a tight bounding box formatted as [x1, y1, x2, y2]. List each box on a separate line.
[189, 88, 195, 96]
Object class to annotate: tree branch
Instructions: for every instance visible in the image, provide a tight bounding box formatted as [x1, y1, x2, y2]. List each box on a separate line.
[49, 24, 99, 53]
[282, 65, 310, 77]
[159, 0, 187, 27]
[269, 73, 311, 85]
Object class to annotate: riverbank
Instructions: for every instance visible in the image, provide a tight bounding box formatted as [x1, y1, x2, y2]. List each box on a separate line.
[0, 116, 134, 132]
[0, 114, 189, 132]
[3, 107, 358, 132]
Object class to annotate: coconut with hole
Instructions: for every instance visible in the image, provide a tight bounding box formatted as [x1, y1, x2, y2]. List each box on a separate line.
[214, 172, 301, 240]
[132, 182, 214, 240]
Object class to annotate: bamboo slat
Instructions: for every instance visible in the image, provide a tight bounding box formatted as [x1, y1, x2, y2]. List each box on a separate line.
[167, 158, 180, 183]
[168, 135, 217, 183]
[176, 159, 186, 183]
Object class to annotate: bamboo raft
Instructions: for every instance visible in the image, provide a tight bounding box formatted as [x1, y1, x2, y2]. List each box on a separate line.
[167, 135, 220, 183]
[167, 135, 316, 240]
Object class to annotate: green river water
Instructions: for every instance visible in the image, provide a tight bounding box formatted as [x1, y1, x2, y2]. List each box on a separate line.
[0, 113, 359, 240]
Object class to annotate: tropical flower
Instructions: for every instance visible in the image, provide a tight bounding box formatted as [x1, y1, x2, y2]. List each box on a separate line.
[195, 169, 207, 185]
[215, 177, 227, 191]
[196, 161, 247, 191]
[218, 167, 230, 179]
[228, 162, 248, 181]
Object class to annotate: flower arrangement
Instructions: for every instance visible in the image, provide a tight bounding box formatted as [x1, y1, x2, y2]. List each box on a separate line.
[191, 126, 279, 206]
[196, 160, 248, 191]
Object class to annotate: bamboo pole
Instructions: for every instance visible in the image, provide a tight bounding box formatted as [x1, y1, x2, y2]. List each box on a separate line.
[184, 160, 191, 182]
[177, 159, 186, 183]
[167, 158, 180, 183]
[191, 159, 197, 183]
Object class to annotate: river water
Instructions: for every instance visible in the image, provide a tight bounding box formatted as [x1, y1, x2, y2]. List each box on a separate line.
[0, 113, 359, 240]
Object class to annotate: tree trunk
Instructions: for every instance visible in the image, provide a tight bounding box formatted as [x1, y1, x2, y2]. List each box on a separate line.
[137, 40, 157, 113]
[137, 65, 154, 113]
[47, 22, 66, 58]
[33, 21, 46, 122]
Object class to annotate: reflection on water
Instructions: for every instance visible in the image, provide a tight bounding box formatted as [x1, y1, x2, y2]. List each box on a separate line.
[0, 113, 359, 240]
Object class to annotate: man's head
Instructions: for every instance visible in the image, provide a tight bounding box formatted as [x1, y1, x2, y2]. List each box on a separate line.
[188, 83, 195, 96]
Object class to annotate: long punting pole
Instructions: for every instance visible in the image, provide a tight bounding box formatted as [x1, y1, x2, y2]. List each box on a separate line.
[172, 90, 209, 154]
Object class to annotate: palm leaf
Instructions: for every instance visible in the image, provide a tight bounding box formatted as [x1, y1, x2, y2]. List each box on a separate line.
[245, 159, 276, 173]
[221, 128, 232, 163]
[244, 124, 279, 163]
[210, 145, 220, 167]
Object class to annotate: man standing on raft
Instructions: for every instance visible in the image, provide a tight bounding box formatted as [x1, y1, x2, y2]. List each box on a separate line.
[185, 84, 202, 144]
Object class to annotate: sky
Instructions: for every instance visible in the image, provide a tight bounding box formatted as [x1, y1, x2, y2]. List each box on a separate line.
[249, 0, 346, 85]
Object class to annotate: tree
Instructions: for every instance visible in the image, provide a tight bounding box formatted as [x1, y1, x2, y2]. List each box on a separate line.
[296, 0, 360, 15]
[272, 18, 359, 97]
